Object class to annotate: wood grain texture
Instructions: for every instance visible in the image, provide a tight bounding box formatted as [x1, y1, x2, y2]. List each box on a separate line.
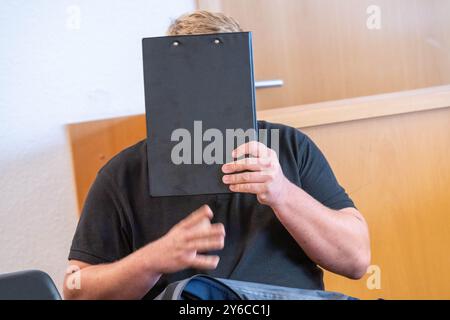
[258, 85, 450, 128]
[198, 0, 450, 110]
[304, 107, 450, 300]
[66, 115, 146, 212]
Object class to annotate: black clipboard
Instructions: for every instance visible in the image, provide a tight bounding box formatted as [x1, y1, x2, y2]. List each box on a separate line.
[142, 32, 257, 197]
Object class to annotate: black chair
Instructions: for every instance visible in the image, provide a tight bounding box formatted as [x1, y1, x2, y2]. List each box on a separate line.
[0, 270, 61, 300]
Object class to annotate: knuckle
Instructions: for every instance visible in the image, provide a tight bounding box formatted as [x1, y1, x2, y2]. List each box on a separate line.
[202, 204, 212, 214]
[258, 185, 266, 195]
[200, 216, 212, 225]
[185, 239, 195, 249]
[258, 193, 269, 203]
[214, 224, 225, 235]
[261, 158, 271, 168]
[177, 232, 187, 243]
[251, 141, 260, 149]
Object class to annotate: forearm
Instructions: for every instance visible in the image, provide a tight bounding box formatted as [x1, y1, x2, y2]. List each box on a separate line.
[64, 242, 162, 300]
[221, 141, 370, 278]
[273, 180, 370, 279]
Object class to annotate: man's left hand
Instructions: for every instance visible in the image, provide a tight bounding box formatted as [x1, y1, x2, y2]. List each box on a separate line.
[222, 141, 289, 208]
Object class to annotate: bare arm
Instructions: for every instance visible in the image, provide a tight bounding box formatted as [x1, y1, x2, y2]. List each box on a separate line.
[64, 245, 162, 300]
[222, 141, 371, 279]
[64, 205, 225, 300]
[271, 182, 370, 279]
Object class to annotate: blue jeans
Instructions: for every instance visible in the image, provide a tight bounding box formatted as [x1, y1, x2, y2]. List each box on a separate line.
[219, 278, 356, 300]
[158, 276, 357, 300]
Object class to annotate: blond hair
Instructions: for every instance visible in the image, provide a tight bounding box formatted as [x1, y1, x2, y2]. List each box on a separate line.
[167, 10, 243, 36]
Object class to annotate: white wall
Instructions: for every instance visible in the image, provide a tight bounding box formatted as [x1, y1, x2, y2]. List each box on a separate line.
[0, 0, 195, 293]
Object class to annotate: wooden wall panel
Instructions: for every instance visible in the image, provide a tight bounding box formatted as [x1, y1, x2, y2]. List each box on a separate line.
[198, 0, 450, 110]
[66, 115, 146, 212]
[304, 107, 450, 300]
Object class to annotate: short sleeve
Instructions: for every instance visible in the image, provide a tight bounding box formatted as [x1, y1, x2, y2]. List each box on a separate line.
[298, 135, 355, 210]
[68, 171, 131, 265]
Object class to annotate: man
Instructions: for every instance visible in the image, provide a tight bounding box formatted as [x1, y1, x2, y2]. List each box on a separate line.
[64, 10, 370, 300]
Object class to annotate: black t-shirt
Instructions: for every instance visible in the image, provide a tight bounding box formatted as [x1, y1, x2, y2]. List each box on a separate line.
[69, 121, 355, 299]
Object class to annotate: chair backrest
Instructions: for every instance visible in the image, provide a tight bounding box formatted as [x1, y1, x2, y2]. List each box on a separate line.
[0, 270, 61, 300]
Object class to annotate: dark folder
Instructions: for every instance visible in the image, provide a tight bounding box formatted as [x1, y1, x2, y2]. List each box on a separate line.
[142, 32, 257, 197]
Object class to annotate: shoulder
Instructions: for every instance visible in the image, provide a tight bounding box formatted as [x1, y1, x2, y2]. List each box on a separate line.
[257, 120, 323, 172]
[257, 120, 310, 151]
[258, 120, 307, 141]
[97, 139, 147, 188]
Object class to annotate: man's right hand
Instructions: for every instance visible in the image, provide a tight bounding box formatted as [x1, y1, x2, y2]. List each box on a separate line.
[64, 205, 225, 300]
[148, 205, 225, 274]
